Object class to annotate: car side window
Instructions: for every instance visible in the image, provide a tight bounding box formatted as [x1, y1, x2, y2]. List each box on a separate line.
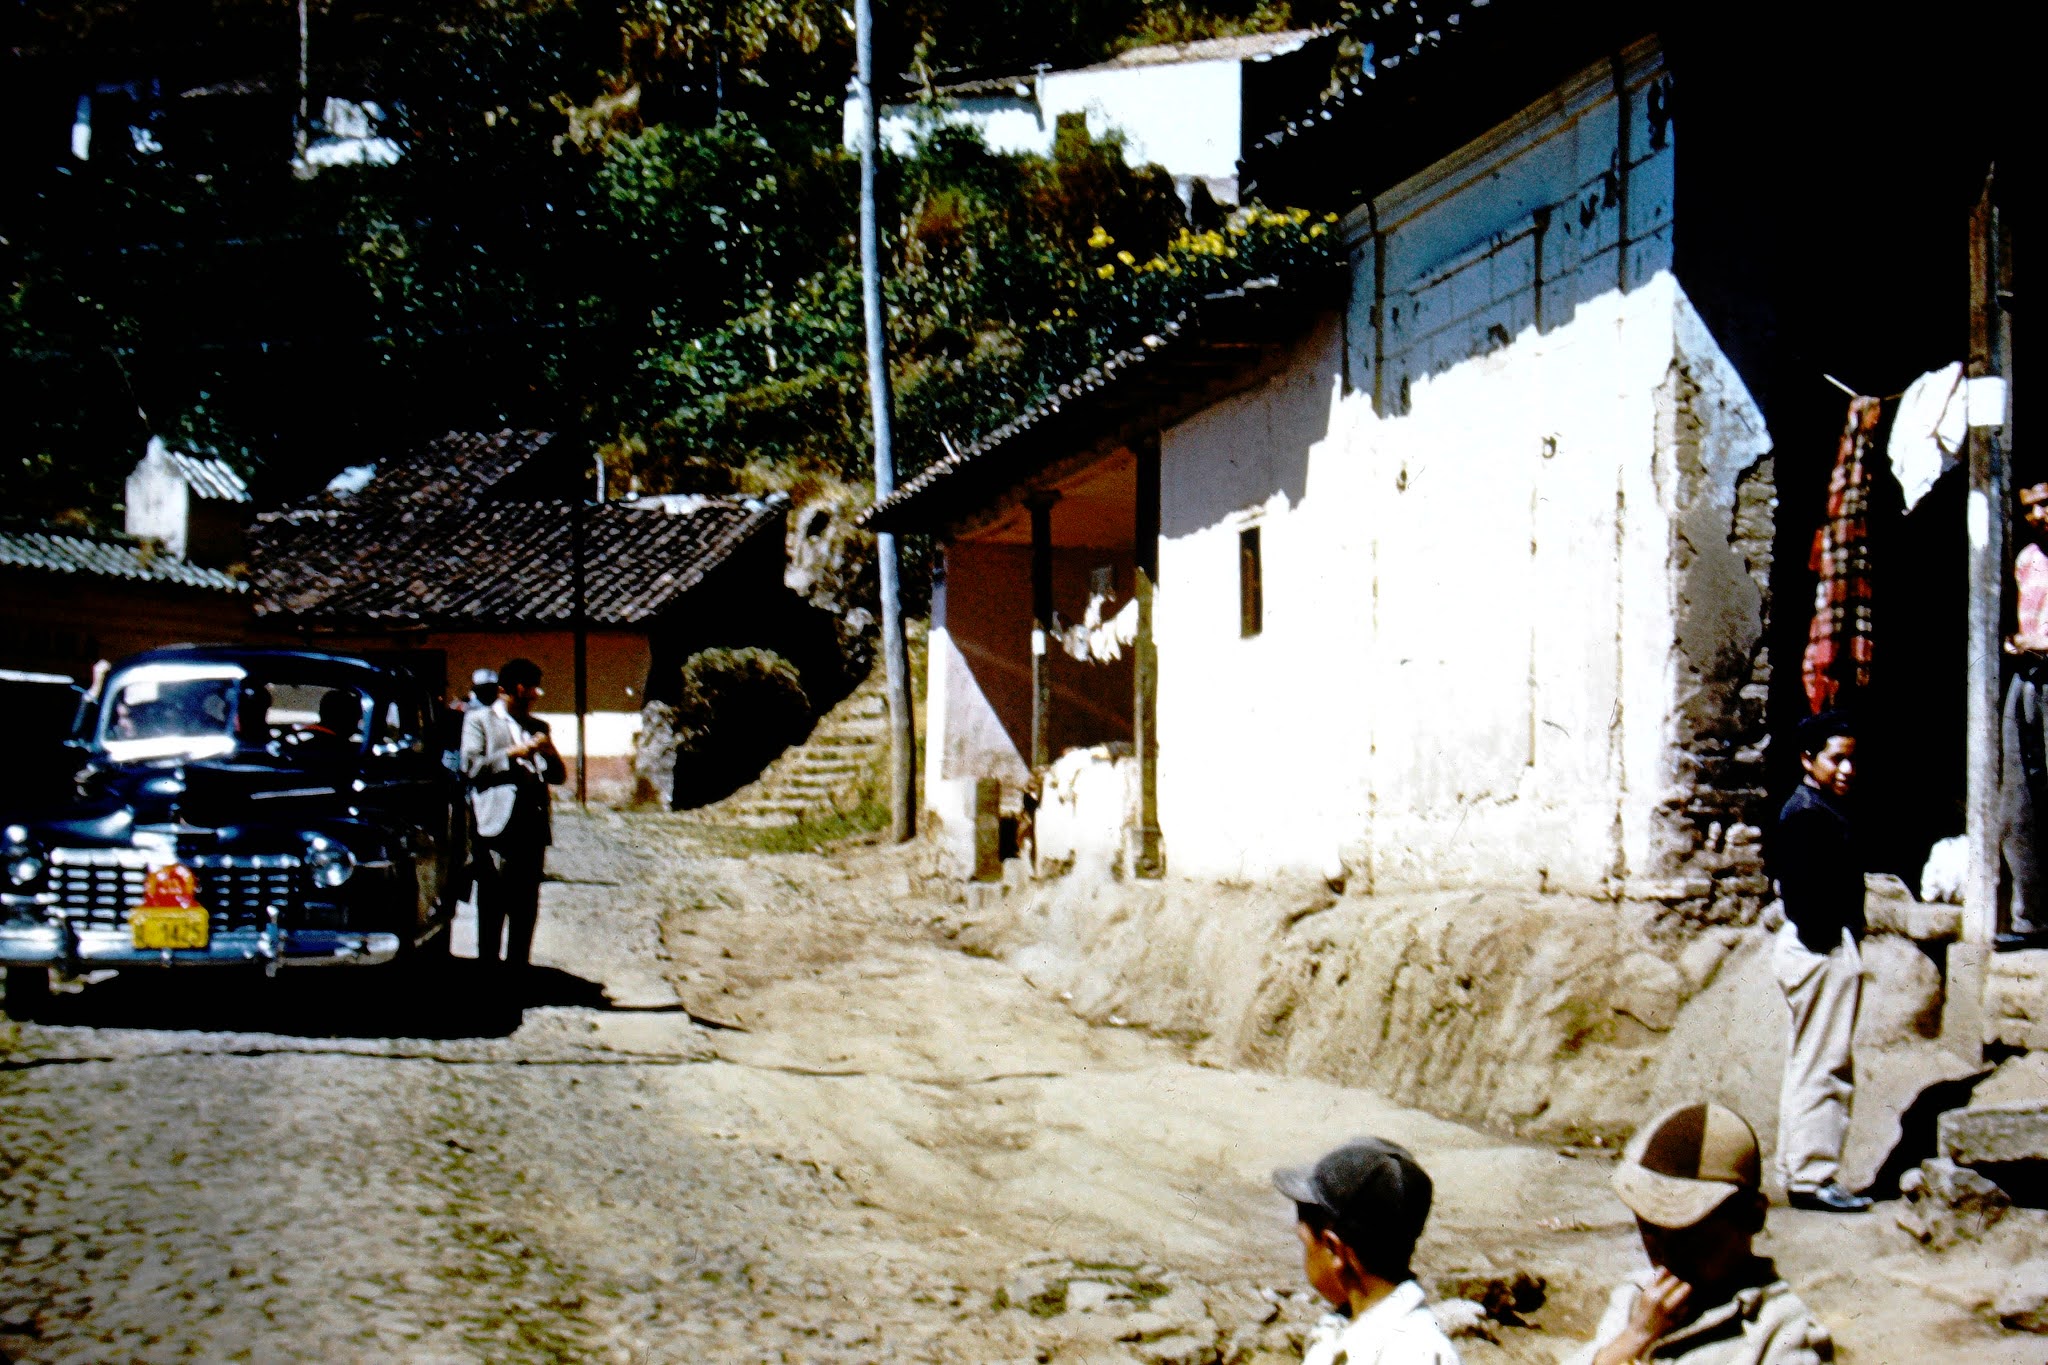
[371, 692, 426, 758]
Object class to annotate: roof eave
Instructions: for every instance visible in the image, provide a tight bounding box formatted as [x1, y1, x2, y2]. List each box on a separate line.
[864, 271, 1336, 535]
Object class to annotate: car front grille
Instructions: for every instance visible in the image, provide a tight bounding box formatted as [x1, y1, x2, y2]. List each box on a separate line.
[47, 848, 304, 932]
[46, 851, 148, 929]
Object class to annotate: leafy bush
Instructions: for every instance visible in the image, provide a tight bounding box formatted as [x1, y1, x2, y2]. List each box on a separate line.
[665, 647, 812, 809]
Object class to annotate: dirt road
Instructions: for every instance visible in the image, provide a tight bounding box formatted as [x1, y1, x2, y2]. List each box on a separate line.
[1, 812, 2036, 1362]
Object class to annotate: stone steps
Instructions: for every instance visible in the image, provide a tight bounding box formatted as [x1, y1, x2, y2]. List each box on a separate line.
[1988, 948, 2048, 1050]
[697, 667, 892, 828]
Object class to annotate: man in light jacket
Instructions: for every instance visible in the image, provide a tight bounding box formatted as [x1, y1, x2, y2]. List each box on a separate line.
[460, 657, 564, 972]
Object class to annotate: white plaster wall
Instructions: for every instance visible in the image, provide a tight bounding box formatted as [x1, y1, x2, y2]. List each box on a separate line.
[854, 59, 1244, 185]
[125, 439, 191, 559]
[531, 709, 640, 759]
[1153, 316, 1369, 883]
[1149, 42, 1767, 890]
[924, 569, 1032, 876]
[1036, 745, 1138, 877]
[1041, 61, 1243, 182]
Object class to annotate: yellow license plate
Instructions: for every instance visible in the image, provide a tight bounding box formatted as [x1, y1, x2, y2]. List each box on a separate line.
[130, 906, 210, 950]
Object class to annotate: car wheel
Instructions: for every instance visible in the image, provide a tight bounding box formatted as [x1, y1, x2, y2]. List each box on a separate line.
[3, 966, 51, 1020]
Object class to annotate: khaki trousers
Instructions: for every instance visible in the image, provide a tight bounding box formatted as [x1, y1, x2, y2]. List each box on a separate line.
[1772, 922, 1863, 1192]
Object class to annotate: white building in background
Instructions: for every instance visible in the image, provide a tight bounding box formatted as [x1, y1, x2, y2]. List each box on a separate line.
[844, 30, 1325, 206]
[126, 437, 254, 568]
[299, 97, 403, 171]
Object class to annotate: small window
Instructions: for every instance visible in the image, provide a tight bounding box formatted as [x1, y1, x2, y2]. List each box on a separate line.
[1239, 526, 1263, 638]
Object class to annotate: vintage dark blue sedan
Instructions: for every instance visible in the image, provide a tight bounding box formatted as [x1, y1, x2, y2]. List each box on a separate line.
[0, 647, 467, 1017]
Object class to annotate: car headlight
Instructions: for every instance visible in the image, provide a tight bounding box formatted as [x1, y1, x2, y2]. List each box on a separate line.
[3, 827, 41, 887]
[305, 836, 355, 889]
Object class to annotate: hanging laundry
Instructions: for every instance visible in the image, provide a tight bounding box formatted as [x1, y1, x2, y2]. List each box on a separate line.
[1053, 591, 1139, 663]
[1886, 361, 1966, 512]
[1801, 396, 1882, 713]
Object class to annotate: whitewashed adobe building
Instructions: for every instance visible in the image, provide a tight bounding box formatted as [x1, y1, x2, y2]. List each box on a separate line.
[848, 30, 1329, 209]
[871, 5, 2004, 920]
[874, 33, 1775, 910]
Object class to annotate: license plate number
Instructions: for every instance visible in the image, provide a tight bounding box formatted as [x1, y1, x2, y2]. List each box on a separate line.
[131, 906, 210, 950]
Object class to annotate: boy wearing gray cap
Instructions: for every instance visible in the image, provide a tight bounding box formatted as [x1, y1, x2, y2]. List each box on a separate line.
[1272, 1136, 1459, 1365]
[1567, 1102, 1832, 1365]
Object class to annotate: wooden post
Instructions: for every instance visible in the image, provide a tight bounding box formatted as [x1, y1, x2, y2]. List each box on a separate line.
[1964, 174, 2006, 948]
[972, 777, 1002, 881]
[1028, 493, 1057, 772]
[1951, 170, 2010, 1057]
[1132, 437, 1163, 878]
[572, 501, 588, 810]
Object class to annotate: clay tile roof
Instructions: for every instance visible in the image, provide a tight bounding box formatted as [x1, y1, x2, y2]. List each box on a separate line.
[1239, 2, 1651, 206]
[0, 527, 246, 592]
[923, 28, 1326, 97]
[250, 431, 784, 627]
[1083, 29, 1327, 70]
[864, 272, 1330, 532]
[161, 448, 251, 502]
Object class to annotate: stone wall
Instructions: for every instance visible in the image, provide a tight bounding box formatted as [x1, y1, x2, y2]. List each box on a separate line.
[1643, 317, 1777, 926]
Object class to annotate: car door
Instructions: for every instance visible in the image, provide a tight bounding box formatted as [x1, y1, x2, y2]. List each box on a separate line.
[357, 684, 451, 941]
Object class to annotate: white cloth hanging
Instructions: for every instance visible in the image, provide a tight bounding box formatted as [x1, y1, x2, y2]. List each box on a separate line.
[1887, 361, 1966, 512]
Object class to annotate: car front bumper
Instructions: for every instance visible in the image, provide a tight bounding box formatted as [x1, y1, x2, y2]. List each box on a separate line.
[0, 919, 400, 969]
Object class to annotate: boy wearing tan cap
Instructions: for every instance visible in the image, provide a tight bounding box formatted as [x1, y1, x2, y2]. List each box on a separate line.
[1567, 1102, 1833, 1365]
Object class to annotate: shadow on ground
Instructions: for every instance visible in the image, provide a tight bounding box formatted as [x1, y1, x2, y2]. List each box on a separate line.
[10, 959, 627, 1040]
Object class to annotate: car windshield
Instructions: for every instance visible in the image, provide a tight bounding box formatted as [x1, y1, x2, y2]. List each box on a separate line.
[98, 662, 375, 764]
[97, 663, 244, 762]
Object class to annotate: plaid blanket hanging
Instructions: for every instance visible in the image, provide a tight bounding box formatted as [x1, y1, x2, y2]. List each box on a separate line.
[1801, 396, 1883, 713]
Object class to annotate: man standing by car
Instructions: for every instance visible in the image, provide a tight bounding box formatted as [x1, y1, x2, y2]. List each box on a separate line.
[460, 657, 563, 974]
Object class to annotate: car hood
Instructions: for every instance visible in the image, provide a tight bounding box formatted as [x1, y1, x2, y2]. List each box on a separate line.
[58, 757, 358, 834]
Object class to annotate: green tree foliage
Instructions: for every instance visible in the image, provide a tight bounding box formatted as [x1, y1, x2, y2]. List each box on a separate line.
[667, 646, 812, 807]
[4, 0, 1352, 525]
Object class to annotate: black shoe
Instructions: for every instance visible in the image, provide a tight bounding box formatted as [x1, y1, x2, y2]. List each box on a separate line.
[1787, 1182, 1872, 1212]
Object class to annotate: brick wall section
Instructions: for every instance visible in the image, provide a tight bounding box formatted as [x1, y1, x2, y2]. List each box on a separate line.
[1651, 357, 1776, 927]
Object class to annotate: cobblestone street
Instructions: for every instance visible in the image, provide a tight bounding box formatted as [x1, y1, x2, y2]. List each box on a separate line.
[0, 818, 863, 1363]
[3, 813, 2036, 1363]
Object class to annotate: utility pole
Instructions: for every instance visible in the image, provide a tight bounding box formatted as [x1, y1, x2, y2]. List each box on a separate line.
[855, 0, 917, 841]
[293, 0, 310, 165]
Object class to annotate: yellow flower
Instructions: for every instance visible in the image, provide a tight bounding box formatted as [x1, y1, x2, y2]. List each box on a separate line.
[1096, 263, 1116, 279]
[1087, 225, 1113, 248]
[1308, 223, 1325, 238]
[1116, 250, 1136, 266]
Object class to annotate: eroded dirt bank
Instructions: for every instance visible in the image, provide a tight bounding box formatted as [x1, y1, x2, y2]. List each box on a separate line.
[1, 812, 2035, 1362]
[651, 820, 2038, 1362]
[930, 869, 1966, 1177]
